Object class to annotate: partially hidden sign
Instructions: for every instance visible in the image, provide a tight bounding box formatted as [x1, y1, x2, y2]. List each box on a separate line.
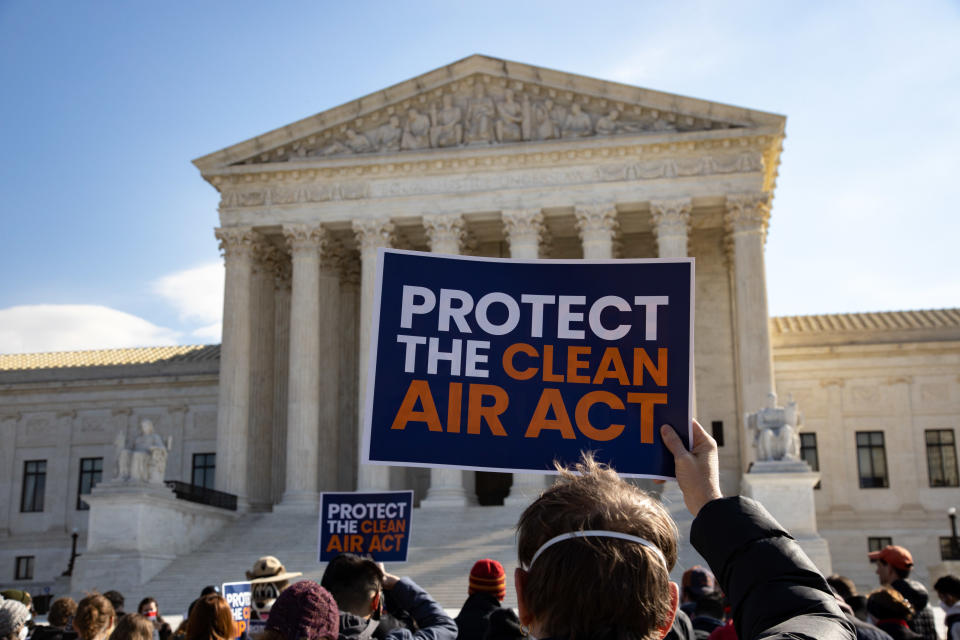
[362, 250, 694, 479]
[221, 581, 251, 640]
[319, 491, 413, 562]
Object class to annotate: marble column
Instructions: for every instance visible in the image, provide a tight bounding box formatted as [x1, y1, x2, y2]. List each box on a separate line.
[574, 204, 618, 259]
[271, 256, 292, 505]
[420, 214, 470, 507]
[214, 227, 258, 506]
[724, 192, 775, 470]
[248, 240, 278, 510]
[502, 208, 549, 506]
[338, 258, 361, 491]
[651, 198, 693, 499]
[352, 218, 395, 491]
[280, 225, 326, 510]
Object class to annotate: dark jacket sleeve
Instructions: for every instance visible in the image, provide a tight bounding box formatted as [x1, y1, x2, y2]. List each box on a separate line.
[690, 496, 855, 640]
[384, 578, 458, 640]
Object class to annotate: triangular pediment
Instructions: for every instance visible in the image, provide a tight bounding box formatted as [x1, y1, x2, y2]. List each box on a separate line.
[194, 55, 784, 173]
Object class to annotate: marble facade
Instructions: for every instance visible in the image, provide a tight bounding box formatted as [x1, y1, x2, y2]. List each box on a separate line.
[1, 57, 957, 599]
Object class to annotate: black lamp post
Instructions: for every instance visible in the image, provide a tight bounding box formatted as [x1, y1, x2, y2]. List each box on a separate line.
[61, 528, 80, 577]
[949, 507, 959, 560]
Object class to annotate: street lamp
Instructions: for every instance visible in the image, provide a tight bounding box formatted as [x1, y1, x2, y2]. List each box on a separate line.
[61, 528, 81, 577]
[949, 507, 959, 560]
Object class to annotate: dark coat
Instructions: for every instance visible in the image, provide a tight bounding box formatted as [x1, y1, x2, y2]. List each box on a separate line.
[873, 621, 921, 640]
[454, 593, 502, 640]
[691, 497, 856, 640]
[337, 578, 457, 640]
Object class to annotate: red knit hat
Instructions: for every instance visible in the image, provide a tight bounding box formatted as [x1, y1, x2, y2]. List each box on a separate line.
[469, 559, 506, 601]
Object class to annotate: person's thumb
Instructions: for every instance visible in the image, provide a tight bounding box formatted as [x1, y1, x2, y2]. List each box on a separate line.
[660, 424, 688, 458]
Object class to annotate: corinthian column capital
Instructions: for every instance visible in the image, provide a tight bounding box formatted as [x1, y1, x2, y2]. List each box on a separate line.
[283, 224, 329, 255]
[502, 208, 544, 242]
[650, 198, 692, 235]
[724, 192, 771, 235]
[352, 218, 395, 252]
[215, 227, 259, 259]
[423, 214, 466, 253]
[574, 203, 618, 235]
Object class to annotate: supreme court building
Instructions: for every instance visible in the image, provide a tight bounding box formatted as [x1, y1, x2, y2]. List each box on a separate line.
[1, 56, 957, 603]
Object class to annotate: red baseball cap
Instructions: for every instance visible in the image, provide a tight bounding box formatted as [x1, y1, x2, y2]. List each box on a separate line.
[868, 545, 913, 570]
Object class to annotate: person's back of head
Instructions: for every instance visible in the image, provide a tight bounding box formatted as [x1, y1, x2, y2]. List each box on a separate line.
[101, 594, 125, 618]
[49, 598, 78, 630]
[74, 596, 115, 640]
[692, 593, 725, 622]
[108, 615, 152, 640]
[867, 587, 914, 622]
[184, 595, 234, 640]
[467, 559, 506, 602]
[516, 455, 679, 640]
[0, 599, 31, 640]
[826, 575, 857, 601]
[320, 554, 383, 617]
[935, 574, 960, 603]
[262, 581, 339, 640]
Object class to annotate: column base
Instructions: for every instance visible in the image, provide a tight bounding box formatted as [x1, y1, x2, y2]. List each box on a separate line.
[504, 474, 546, 507]
[420, 489, 470, 509]
[275, 493, 321, 514]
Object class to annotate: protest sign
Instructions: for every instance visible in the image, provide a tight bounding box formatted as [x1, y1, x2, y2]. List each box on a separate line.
[318, 491, 413, 562]
[221, 581, 251, 639]
[363, 250, 694, 479]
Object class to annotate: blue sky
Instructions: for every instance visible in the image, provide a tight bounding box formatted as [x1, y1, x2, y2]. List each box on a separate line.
[1, 0, 958, 353]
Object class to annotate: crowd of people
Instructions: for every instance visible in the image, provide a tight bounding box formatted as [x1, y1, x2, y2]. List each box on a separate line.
[2, 420, 959, 640]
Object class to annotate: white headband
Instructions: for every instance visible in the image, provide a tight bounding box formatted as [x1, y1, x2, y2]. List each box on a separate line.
[525, 530, 668, 571]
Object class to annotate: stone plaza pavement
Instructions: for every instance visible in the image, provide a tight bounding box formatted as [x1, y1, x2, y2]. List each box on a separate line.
[138, 483, 701, 615]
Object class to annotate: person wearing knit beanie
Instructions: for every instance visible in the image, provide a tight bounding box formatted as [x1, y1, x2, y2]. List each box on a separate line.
[468, 560, 506, 601]
[264, 581, 338, 640]
[455, 560, 510, 640]
[0, 599, 31, 640]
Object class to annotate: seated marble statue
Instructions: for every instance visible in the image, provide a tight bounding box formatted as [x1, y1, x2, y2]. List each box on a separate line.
[113, 419, 172, 484]
[746, 392, 802, 462]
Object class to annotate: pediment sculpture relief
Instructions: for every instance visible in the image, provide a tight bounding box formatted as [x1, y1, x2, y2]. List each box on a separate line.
[239, 78, 740, 165]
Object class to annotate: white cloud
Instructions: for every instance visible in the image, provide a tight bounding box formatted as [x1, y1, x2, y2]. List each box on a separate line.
[0, 305, 181, 354]
[152, 262, 224, 325]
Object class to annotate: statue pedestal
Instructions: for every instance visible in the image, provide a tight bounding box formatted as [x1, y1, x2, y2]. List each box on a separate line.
[741, 462, 833, 575]
[72, 481, 238, 593]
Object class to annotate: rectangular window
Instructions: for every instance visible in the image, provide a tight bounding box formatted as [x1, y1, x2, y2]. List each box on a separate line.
[926, 429, 959, 487]
[800, 433, 821, 489]
[711, 421, 724, 447]
[868, 537, 892, 553]
[77, 457, 103, 510]
[192, 453, 216, 489]
[856, 431, 889, 488]
[20, 460, 46, 512]
[941, 537, 960, 561]
[14, 556, 34, 580]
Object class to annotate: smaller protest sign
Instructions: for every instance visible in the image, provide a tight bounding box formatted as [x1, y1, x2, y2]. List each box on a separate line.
[221, 581, 252, 640]
[319, 491, 413, 562]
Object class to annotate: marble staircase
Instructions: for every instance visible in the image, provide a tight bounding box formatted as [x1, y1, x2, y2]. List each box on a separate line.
[128, 486, 704, 616]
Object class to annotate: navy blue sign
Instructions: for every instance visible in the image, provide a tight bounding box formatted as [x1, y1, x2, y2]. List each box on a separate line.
[319, 491, 413, 562]
[221, 581, 251, 640]
[363, 250, 693, 479]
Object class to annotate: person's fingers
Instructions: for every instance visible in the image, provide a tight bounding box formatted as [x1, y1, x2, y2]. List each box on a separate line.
[689, 419, 716, 452]
[660, 424, 689, 457]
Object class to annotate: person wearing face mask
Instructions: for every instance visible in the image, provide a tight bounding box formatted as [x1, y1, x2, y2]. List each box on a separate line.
[934, 575, 960, 640]
[74, 595, 116, 640]
[136, 599, 170, 640]
[0, 599, 32, 640]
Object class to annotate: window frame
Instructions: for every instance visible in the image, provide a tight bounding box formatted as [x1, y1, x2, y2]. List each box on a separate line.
[925, 429, 959, 488]
[856, 431, 889, 489]
[14, 555, 34, 580]
[191, 452, 216, 489]
[77, 456, 104, 510]
[20, 459, 47, 512]
[868, 537, 893, 553]
[799, 432, 821, 489]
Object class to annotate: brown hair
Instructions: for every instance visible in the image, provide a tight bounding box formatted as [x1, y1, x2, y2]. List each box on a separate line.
[49, 597, 78, 628]
[516, 455, 678, 640]
[867, 587, 914, 621]
[74, 595, 115, 640]
[108, 614, 153, 640]
[185, 595, 236, 640]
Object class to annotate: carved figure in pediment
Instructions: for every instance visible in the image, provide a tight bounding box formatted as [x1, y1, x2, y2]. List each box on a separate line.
[562, 103, 593, 138]
[344, 128, 374, 153]
[595, 109, 620, 136]
[494, 89, 525, 143]
[429, 94, 463, 148]
[533, 99, 558, 140]
[370, 116, 402, 152]
[401, 108, 431, 150]
[465, 83, 495, 143]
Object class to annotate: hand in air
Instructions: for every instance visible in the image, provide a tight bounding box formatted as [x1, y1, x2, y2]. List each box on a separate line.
[660, 419, 723, 517]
